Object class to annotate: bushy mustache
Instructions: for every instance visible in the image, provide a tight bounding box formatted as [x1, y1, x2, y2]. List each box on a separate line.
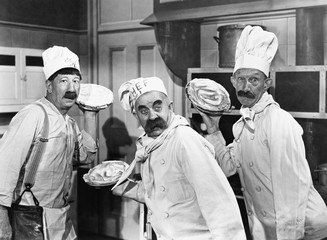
[145, 117, 167, 131]
[237, 90, 255, 99]
[63, 91, 77, 99]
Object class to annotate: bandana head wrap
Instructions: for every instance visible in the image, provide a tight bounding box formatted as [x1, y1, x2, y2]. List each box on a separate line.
[118, 77, 168, 113]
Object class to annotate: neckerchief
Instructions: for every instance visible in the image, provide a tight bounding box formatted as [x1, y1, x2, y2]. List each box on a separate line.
[112, 113, 189, 190]
[233, 92, 278, 140]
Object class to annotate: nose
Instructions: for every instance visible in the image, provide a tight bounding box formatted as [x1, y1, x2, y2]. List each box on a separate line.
[67, 80, 76, 91]
[148, 109, 158, 120]
[240, 79, 251, 92]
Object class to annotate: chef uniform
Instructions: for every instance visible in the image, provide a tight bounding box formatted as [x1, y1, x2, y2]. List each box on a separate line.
[0, 46, 98, 240]
[206, 26, 327, 240]
[113, 77, 246, 240]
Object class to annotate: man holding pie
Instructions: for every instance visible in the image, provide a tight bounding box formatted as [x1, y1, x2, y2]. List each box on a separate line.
[198, 25, 327, 240]
[0, 46, 106, 240]
[112, 76, 246, 240]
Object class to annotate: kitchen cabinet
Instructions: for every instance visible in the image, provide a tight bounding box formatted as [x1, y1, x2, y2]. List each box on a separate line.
[0, 47, 45, 113]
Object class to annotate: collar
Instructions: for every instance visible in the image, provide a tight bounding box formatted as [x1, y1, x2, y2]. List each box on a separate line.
[233, 92, 278, 138]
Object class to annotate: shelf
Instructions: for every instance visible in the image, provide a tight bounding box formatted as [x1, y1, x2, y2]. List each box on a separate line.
[187, 66, 327, 119]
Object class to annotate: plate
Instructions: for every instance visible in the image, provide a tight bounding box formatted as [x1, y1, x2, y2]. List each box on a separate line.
[83, 160, 129, 187]
[76, 84, 114, 111]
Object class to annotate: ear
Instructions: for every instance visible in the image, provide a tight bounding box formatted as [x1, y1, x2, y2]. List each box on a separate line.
[168, 101, 173, 110]
[46, 80, 52, 93]
[264, 78, 272, 91]
[230, 76, 237, 88]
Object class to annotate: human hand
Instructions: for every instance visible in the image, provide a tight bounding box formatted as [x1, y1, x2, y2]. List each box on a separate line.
[196, 110, 222, 134]
[0, 207, 12, 240]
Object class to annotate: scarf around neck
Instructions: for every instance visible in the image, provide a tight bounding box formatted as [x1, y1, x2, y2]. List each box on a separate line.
[112, 113, 189, 190]
[233, 92, 278, 139]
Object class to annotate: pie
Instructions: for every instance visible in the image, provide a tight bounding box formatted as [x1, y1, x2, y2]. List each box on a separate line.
[185, 78, 231, 115]
[83, 160, 129, 187]
[76, 84, 113, 111]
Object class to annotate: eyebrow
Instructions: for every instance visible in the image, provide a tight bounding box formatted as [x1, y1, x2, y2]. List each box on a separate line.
[153, 100, 162, 105]
[137, 99, 163, 111]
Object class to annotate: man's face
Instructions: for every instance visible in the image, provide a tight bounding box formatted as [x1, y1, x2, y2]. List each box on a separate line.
[134, 91, 172, 138]
[231, 68, 271, 108]
[46, 74, 80, 113]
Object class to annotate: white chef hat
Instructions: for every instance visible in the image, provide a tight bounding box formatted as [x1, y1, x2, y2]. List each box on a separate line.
[118, 77, 168, 113]
[42, 46, 80, 80]
[233, 25, 278, 76]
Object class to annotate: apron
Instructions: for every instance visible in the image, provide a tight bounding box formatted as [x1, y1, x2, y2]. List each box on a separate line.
[43, 205, 77, 240]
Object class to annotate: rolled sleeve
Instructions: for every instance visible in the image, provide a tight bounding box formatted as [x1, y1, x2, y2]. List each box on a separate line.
[78, 130, 98, 164]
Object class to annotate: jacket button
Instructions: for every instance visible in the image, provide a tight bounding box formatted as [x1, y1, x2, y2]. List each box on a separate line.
[249, 162, 254, 167]
[160, 186, 165, 192]
[160, 159, 165, 165]
[262, 211, 267, 217]
[148, 210, 152, 216]
[247, 210, 253, 216]
[164, 212, 169, 218]
[256, 186, 261, 192]
[240, 187, 245, 192]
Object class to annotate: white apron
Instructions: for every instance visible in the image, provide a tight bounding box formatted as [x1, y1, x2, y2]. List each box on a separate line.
[43, 205, 76, 240]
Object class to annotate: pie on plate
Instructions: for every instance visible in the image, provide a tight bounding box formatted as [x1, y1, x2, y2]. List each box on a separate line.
[76, 84, 114, 111]
[185, 78, 231, 115]
[83, 160, 129, 187]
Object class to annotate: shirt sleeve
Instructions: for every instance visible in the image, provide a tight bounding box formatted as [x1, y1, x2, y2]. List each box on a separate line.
[267, 108, 310, 239]
[180, 129, 246, 240]
[205, 131, 237, 177]
[0, 106, 43, 206]
[73, 124, 98, 164]
[112, 180, 145, 203]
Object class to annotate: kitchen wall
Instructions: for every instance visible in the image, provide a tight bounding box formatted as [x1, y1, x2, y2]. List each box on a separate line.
[0, 0, 88, 130]
[201, 10, 327, 68]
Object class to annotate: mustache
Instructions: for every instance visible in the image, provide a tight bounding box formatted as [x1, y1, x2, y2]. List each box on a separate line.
[63, 91, 77, 99]
[237, 90, 255, 99]
[145, 117, 166, 131]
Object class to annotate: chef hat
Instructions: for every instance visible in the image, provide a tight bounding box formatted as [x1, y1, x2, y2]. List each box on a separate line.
[233, 25, 278, 76]
[118, 77, 168, 113]
[42, 46, 80, 80]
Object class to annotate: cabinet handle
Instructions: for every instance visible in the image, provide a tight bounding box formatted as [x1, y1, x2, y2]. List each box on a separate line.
[21, 75, 27, 81]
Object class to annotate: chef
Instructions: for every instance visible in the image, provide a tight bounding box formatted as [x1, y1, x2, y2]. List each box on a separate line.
[199, 25, 327, 240]
[112, 76, 246, 240]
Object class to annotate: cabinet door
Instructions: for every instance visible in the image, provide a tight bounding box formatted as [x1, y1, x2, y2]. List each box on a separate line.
[21, 49, 46, 104]
[0, 47, 21, 105]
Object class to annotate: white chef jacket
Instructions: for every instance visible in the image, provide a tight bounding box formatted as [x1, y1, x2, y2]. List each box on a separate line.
[117, 115, 246, 240]
[0, 97, 97, 239]
[206, 92, 327, 240]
